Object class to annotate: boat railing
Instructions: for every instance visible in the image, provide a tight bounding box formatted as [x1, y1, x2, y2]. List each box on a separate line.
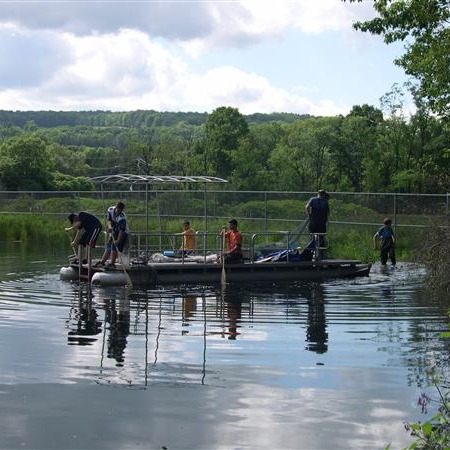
[250, 230, 294, 261]
[249, 231, 326, 262]
[128, 230, 327, 265]
[130, 231, 226, 264]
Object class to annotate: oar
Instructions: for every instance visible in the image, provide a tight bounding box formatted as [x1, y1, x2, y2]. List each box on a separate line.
[113, 239, 133, 288]
[221, 228, 226, 289]
[65, 229, 82, 280]
[64, 228, 78, 259]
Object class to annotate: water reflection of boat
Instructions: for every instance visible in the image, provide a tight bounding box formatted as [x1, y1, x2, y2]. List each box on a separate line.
[67, 286, 131, 370]
[65, 282, 330, 387]
[67, 288, 102, 346]
[104, 297, 130, 367]
[223, 283, 328, 351]
[302, 283, 328, 353]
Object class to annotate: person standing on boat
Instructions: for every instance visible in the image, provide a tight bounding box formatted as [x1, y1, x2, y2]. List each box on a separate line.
[178, 220, 196, 255]
[221, 218, 243, 264]
[305, 189, 330, 257]
[96, 202, 129, 268]
[66, 212, 102, 264]
[373, 218, 396, 269]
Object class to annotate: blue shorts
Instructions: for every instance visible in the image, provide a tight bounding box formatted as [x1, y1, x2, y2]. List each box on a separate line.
[106, 234, 129, 253]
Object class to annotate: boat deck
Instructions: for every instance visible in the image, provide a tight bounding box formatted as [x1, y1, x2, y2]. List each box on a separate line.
[61, 258, 371, 286]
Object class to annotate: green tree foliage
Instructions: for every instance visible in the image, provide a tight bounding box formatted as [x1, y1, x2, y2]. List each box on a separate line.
[269, 117, 337, 191]
[226, 122, 282, 190]
[340, 105, 384, 191]
[83, 146, 121, 177]
[51, 173, 94, 191]
[126, 135, 156, 175]
[0, 135, 54, 190]
[406, 94, 450, 192]
[337, 116, 371, 191]
[204, 106, 249, 179]
[347, 0, 450, 118]
[347, 104, 384, 126]
[0, 110, 308, 129]
[49, 143, 91, 176]
[152, 124, 202, 176]
[0, 106, 448, 194]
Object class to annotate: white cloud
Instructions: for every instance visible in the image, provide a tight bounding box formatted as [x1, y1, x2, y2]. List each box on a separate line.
[0, 1, 398, 114]
[0, 29, 189, 111]
[0, 47, 347, 114]
[0, 24, 349, 114]
[0, 23, 71, 88]
[0, 1, 377, 45]
[0, 1, 213, 39]
[183, 66, 346, 115]
[181, 0, 376, 55]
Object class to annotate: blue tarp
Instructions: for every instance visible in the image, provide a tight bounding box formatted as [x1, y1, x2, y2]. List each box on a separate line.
[256, 239, 316, 263]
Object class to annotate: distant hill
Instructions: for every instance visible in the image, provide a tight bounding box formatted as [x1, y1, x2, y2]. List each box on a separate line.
[0, 110, 310, 129]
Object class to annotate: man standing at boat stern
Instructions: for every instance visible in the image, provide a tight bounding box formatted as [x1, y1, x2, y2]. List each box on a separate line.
[305, 189, 330, 257]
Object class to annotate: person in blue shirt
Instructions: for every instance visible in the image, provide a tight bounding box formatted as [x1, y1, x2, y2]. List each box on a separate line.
[373, 218, 396, 268]
[95, 201, 129, 268]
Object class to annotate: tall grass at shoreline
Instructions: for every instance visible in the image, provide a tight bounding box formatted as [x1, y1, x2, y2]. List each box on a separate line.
[0, 215, 69, 246]
[0, 213, 422, 262]
[0, 193, 441, 263]
[329, 223, 419, 262]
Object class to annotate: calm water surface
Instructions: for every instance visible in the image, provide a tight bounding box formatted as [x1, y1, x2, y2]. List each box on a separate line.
[0, 244, 448, 450]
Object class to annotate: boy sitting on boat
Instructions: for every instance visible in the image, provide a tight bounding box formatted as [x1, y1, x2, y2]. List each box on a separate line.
[220, 219, 243, 264]
[177, 220, 197, 256]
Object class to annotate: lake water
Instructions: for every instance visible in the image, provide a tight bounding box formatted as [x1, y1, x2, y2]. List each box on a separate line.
[0, 243, 448, 450]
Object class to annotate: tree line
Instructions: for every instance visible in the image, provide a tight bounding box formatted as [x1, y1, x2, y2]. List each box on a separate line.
[0, 1, 449, 195]
[0, 95, 448, 193]
[0, 110, 304, 129]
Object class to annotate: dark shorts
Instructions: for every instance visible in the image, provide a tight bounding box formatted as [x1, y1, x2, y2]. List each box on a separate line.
[308, 221, 327, 234]
[225, 252, 243, 264]
[79, 226, 102, 248]
[380, 245, 396, 265]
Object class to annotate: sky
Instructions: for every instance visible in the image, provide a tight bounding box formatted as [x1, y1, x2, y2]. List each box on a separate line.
[0, 0, 410, 116]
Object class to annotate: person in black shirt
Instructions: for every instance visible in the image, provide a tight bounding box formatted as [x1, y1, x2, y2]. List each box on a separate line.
[66, 212, 102, 264]
[305, 190, 330, 258]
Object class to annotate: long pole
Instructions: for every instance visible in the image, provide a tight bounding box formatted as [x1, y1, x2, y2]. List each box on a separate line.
[146, 183, 149, 253]
[114, 241, 133, 288]
[65, 229, 77, 258]
[221, 229, 226, 288]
